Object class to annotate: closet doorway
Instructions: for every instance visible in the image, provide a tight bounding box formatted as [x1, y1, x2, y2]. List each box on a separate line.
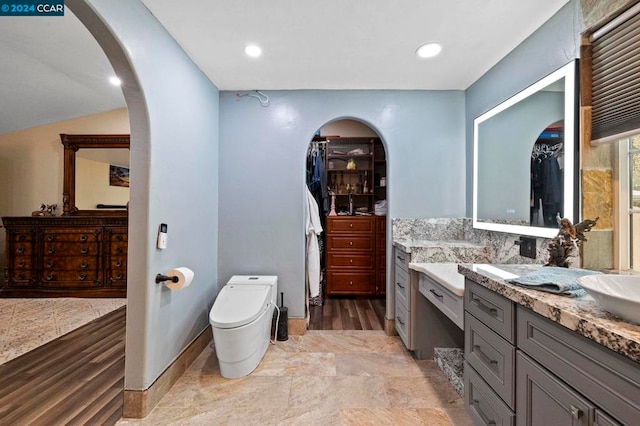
[305, 119, 387, 330]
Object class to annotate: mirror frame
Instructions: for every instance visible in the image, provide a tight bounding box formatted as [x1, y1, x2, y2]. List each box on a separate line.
[472, 61, 578, 238]
[60, 133, 130, 216]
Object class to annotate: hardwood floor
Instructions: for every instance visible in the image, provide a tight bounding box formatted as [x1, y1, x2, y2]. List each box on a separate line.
[308, 297, 385, 330]
[0, 306, 126, 426]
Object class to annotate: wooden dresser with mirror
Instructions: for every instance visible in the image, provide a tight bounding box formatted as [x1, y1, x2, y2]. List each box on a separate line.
[2, 134, 129, 298]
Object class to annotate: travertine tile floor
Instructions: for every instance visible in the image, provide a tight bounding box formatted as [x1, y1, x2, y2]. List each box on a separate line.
[118, 330, 473, 425]
[0, 298, 126, 364]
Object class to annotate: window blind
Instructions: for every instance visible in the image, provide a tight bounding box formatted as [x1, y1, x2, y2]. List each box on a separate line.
[591, 2, 640, 142]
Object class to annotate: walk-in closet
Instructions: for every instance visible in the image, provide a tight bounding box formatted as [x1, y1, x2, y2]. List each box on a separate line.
[305, 119, 387, 330]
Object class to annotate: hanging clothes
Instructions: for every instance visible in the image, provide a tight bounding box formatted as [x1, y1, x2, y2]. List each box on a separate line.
[305, 187, 323, 299]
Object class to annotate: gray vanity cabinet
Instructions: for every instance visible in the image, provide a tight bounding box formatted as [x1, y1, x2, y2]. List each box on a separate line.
[516, 351, 594, 426]
[394, 247, 412, 346]
[464, 277, 639, 426]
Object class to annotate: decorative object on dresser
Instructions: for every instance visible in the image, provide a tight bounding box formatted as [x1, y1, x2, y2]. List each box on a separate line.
[324, 216, 385, 296]
[31, 204, 57, 216]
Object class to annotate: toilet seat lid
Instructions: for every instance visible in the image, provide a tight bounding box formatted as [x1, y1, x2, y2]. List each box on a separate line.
[210, 284, 271, 329]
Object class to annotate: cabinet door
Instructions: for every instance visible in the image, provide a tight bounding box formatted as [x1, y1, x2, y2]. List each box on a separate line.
[516, 351, 594, 426]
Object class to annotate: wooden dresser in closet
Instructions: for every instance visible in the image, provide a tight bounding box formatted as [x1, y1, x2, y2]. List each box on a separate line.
[2, 216, 127, 297]
[325, 215, 385, 296]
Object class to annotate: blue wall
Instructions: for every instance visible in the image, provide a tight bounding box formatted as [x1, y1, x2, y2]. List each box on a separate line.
[218, 90, 465, 317]
[71, 0, 220, 390]
[465, 0, 583, 216]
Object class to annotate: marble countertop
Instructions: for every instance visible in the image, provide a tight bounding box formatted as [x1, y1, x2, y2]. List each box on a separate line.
[458, 263, 640, 364]
[409, 263, 465, 296]
[393, 239, 488, 253]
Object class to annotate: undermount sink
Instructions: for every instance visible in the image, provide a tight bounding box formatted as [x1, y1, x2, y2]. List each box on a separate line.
[577, 275, 640, 324]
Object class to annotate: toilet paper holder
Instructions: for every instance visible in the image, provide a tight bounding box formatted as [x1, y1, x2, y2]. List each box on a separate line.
[155, 273, 179, 284]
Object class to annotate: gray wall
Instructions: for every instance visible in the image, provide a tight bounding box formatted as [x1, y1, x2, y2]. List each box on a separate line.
[70, 0, 220, 390]
[218, 90, 465, 318]
[465, 0, 583, 216]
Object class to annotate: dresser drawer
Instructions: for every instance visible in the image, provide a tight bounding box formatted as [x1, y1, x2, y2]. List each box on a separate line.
[395, 266, 409, 307]
[465, 312, 515, 409]
[43, 242, 99, 256]
[108, 256, 127, 270]
[326, 217, 374, 233]
[11, 256, 32, 270]
[43, 257, 98, 271]
[41, 270, 99, 286]
[107, 231, 127, 242]
[10, 232, 34, 243]
[12, 243, 33, 256]
[107, 243, 127, 256]
[43, 229, 101, 242]
[107, 270, 127, 285]
[464, 361, 515, 426]
[420, 273, 464, 330]
[465, 279, 515, 343]
[326, 271, 374, 294]
[326, 253, 374, 269]
[326, 235, 374, 251]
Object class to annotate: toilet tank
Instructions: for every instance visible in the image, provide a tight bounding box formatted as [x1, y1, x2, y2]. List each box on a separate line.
[226, 275, 278, 305]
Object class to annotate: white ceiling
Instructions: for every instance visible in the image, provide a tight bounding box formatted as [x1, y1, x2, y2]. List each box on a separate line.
[0, 0, 569, 135]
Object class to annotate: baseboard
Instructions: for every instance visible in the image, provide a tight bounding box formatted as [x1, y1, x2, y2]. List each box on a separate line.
[385, 317, 397, 336]
[123, 325, 212, 418]
[288, 317, 307, 335]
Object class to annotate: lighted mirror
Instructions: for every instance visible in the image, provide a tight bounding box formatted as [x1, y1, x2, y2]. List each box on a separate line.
[473, 61, 578, 238]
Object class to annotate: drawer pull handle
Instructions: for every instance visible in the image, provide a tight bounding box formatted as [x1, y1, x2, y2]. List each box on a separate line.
[46, 261, 54, 268]
[396, 256, 405, 262]
[115, 260, 122, 267]
[47, 235, 55, 242]
[47, 247, 55, 254]
[80, 262, 88, 269]
[17, 247, 25, 254]
[116, 235, 123, 241]
[570, 405, 582, 420]
[473, 344, 498, 366]
[80, 247, 89, 254]
[349, 241, 353, 246]
[472, 399, 496, 426]
[116, 247, 123, 254]
[46, 274, 54, 281]
[18, 261, 25, 267]
[396, 316, 405, 326]
[396, 282, 405, 289]
[80, 235, 88, 242]
[116, 273, 123, 280]
[78, 273, 87, 281]
[429, 289, 443, 299]
[349, 281, 353, 286]
[349, 223, 353, 228]
[18, 235, 26, 242]
[472, 297, 498, 317]
[350, 259, 353, 264]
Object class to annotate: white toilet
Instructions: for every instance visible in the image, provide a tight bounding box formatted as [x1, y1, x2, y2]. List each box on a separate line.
[209, 275, 278, 379]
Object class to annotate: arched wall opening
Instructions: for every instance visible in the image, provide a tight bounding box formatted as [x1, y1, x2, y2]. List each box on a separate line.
[304, 117, 390, 330]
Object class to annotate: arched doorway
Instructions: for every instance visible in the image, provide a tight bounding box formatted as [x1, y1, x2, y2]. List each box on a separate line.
[305, 118, 388, 330]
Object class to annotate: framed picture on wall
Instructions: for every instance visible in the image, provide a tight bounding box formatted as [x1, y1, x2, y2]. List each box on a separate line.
[109, 165, 130, 187]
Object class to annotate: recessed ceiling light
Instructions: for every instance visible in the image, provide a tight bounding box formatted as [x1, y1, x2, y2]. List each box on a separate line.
[245, 44, 262, 58]
[416, 43, 442, 59]
[109, 76, 121, 86]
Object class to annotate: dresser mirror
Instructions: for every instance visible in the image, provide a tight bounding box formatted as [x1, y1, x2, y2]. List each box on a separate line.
[473, 61, 578, 238]
[61, 134, 130, 216]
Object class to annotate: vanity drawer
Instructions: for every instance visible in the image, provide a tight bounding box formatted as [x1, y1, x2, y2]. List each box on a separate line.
[394, 248, 409, 272]
[326, 217, 374, 233]
[465, 279, 515, 344]
[419, 273, 463, 330]
[326, 253, 374, 269]
[395, 298, 410, 346]
[326, 235, 374, 251]
[394, 266, 409, 307]
[465, 312, 515, 409]
[464, 361, 515, 426]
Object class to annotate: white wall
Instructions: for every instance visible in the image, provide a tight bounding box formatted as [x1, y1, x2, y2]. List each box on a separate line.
[75, 157, 130, 209]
